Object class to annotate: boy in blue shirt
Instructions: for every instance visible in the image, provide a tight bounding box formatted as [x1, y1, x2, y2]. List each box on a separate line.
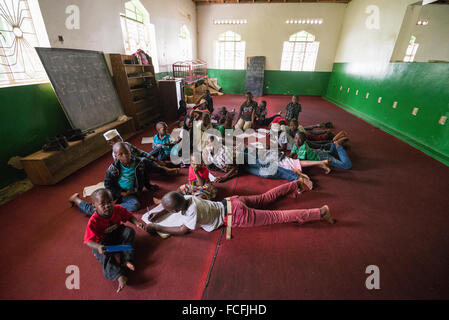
[148, 122, 180, 161]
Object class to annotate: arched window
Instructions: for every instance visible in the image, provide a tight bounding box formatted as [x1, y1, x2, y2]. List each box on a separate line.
[120, 0, 159, 72]
[280, 31, 319, 71]
[0, 0, 50, 87]
[178, 25, 192, 61]
[215, 31, 245, 70]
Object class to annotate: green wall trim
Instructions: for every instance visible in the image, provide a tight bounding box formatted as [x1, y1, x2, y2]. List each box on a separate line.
[324, 95, 449, 167]
[155, 72, 173, 80]
[0, 83, 71, 188]
[264, 70, 331, 96]
[207, 69, 331, 96]
[325, 62, 449, 167]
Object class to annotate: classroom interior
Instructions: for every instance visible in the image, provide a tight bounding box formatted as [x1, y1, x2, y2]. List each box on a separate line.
[0, 0, 448, 300]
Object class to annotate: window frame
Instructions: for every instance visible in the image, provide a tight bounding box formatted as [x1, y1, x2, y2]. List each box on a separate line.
[216, 31, 246, 70]
[280, 31, 320, 72]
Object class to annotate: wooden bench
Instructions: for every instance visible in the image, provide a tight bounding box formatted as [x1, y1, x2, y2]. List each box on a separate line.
[21, 118, 135, 185]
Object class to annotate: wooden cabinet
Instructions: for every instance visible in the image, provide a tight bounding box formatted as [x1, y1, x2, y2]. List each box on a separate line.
[110, 54, 161, 130]
[158, 79, 184, 122]
[21, 118, 135, 185]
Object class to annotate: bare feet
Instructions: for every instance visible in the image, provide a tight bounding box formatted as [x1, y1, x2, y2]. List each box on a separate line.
[69, 193, 81, 207]
[117, 275, 128, 293]
[153, 197, 162, 205]
[320, 160, 332, 174]
[332, 131, 346, 142]
[320, 205, 335, 224]
[297, 173, 313, 193]
[334, 136, 349, 146]
[124, 261, 135, 271]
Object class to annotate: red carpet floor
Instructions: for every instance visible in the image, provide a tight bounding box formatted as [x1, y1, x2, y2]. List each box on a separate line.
[1, 94, 448, 299]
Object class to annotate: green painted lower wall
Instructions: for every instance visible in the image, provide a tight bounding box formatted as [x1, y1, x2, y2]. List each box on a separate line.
[0, 83, 71, 189]
[207, 69, 331, 96]
[325, 62, 449, 166]
[155, 71, 172, 80]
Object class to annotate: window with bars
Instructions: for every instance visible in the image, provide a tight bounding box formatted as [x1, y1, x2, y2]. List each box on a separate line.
[178, 25, 192, 61]
[0, 0, 49, 87]
[280, 31, 319, 72]
[120, 0, 159, 72]
[404, 35, 419, 62]
[215, 31, 245, 70]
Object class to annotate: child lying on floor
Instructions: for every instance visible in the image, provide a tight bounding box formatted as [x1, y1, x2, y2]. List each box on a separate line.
[291, 131, 352, 170]
[279, 120, 336, 151]
[84, 188, 145, 293]
[70, 142, 168, 215]
[178, 154, 217, 200]
[145, 180, 334, 237]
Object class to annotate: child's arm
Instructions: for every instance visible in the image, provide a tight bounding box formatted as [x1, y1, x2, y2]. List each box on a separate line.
[129, 216, 145, 230]
[86, 241, 106, 254]
[193, 167, 206, 186]
[214, 166, 239, 183]
[146, 223, 190, 236]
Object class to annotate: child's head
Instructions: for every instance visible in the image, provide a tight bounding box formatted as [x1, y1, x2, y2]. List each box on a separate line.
[91, 188, 114, 218]
[246, 92, 253, 101]
[161, 191, 188, 214]
[294, 131, 307, 147]
[156, 121, 168, 136]
[260, 100, 267, 108]
[190, 153, 203, 171]
[113, 142, 131, 166]
[292, 95, 299, 103]
[104, 129, 123, 147]
[289, 119, 299, 132]
[219, 106, 227, 114]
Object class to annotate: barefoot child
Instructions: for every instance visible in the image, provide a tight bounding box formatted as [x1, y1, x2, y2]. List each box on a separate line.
[103, 129, 178, 175]
[70, 142, 167, 216]
[84, 188, 145, 293]
[145, 179, 334, 237]
[291, 132, 352, 170]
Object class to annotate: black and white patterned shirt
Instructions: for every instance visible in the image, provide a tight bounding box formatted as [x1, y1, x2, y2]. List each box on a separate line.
[285, 102, 302, 122]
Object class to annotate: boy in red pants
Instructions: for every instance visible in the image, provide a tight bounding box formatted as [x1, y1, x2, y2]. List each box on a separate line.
[145, 179, 334, 236]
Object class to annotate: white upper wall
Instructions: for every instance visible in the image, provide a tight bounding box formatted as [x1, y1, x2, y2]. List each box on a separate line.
[37, 0, 197, 73]
[391, 3, 449, 62]
[196, 3, 347, 71]
[334, 0, 417, 64]
[38, 0, 126, 53]
[141, 0, 197, 73]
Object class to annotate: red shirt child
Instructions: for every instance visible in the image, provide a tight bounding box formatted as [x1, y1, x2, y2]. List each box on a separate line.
[84, 205, 134, 244]
[188, 164, 210, 184]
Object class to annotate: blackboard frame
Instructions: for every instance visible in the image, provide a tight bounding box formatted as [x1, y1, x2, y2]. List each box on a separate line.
[36, 47, 125, 131]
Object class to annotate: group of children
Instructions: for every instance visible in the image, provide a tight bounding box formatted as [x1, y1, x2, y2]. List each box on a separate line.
[72, 92, 351, 293]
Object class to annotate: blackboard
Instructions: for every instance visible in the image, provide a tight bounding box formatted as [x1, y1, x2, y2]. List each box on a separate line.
[36, 48, 124, 131]
[245, 56, 265, 97]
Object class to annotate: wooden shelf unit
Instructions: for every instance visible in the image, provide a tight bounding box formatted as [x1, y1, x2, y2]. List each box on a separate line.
[110, 54, 162, 130]
[21, 118, 135, 185]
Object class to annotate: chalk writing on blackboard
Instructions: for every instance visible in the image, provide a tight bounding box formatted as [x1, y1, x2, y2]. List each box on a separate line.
[245, 56, 265, 97]
[36, 48, 124, 131]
